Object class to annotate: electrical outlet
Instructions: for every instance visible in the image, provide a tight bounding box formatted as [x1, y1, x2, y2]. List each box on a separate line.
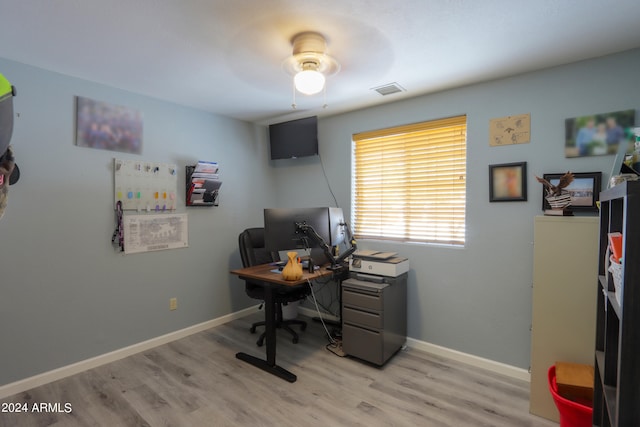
[169, 297, 177, 311]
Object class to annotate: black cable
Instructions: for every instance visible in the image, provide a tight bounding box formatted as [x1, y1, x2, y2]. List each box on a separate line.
[318, 151, 339, 208]
[308, 276, 339, 316]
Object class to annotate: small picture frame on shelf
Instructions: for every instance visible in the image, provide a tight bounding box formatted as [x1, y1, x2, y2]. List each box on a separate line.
[489, 162, 527, 202]
[540, 172, 601, 212]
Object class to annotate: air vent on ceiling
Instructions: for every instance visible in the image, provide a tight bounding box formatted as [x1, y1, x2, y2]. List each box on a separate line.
[371, 82, 406, 96]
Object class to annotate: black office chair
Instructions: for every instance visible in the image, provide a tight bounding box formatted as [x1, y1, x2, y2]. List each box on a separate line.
[238, 228, 309, 346]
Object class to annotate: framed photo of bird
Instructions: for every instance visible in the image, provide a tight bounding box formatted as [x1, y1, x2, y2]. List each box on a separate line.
[539, 172, 602, 212]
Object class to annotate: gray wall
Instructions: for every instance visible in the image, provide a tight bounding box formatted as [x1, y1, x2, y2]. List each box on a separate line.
[1, 48, 638, 386]
[273, 49, 640, 369]
[0, 58, 273, 385]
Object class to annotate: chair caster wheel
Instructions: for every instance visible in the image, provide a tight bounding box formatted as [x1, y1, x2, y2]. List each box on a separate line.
[292, 337, 298, 344]
[250, 326, 256, 334]
[257, 339, 264, 347]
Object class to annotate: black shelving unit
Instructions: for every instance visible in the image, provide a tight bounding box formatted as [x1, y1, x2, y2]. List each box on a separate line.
[593, 180, 640, 426]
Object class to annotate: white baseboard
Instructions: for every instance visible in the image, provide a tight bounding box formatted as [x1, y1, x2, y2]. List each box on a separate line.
[405, 338, 531, 382]
[299, 306, 529, 382]
[0, 306, 259, 400]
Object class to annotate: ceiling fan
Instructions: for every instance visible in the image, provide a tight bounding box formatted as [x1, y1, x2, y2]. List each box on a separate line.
[282, 32, 340, 107]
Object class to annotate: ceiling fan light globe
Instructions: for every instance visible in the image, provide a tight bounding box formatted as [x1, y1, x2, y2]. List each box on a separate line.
[294, 70, 325, 95]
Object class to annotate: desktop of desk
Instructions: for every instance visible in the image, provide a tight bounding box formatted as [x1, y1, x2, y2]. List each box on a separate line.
[230, 263, 334, 286]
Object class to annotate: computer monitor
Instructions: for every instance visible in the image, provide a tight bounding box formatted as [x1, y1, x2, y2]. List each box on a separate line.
[609, 135, 640, 187]
[263, 207, 346, 255]
[328, 208, 346, 247]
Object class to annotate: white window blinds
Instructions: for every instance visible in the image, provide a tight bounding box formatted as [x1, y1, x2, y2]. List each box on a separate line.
[352, 115, 467, 245]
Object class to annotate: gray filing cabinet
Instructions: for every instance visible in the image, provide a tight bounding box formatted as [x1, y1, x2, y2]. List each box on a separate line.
[342, 273, 407, 365]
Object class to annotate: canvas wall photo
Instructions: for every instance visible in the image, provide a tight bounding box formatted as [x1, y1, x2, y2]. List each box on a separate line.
[565, 109, 635, 158]
[75, 96, 143, 154]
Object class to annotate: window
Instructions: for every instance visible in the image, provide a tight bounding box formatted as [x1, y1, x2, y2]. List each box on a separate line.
[352, 115, 467, 245]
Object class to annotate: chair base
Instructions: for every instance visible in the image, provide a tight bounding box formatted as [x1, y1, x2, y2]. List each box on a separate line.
[251, 317, 307, 346]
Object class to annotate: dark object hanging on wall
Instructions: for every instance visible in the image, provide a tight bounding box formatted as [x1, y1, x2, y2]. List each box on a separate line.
[0, 73, 19, 186]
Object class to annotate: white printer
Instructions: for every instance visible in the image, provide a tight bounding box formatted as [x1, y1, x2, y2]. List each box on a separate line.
[348, 250, 409, 277]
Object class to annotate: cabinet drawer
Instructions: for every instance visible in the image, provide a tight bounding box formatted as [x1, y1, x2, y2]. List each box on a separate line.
[342, 306, 382, 329]
[342, 323, 382, 365]
[342, 288, 383, 310]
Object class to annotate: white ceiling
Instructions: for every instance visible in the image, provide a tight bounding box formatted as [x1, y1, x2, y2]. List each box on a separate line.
[1, 0, 639, 125]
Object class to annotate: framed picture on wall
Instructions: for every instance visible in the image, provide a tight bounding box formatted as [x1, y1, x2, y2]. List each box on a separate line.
[564, 109, 635, 158]
[540, 172, 602, 212]
[75, 96, 143, 154]
[489, 162, 527, 202]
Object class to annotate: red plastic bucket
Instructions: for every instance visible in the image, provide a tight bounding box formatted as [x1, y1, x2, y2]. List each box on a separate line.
[548, 366, 593, 427]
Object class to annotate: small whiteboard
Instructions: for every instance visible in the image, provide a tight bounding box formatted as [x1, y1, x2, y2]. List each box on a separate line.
[123, 213, 188, 254]
[114, 158, 178, 211]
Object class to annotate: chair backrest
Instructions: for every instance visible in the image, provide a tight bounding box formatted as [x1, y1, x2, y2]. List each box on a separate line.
[239, 227, 277, 268]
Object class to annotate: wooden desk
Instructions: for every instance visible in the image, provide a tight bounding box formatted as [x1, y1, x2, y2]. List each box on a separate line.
[230, 263, 334, 383]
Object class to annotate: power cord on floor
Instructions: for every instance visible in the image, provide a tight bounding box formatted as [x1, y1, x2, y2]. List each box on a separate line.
[307, 279, 346, 357]
[325, 340, 346, 357]
[307, 279, 337, 345]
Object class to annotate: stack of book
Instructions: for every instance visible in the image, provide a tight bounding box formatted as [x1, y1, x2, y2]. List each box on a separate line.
[544, 208, 573, 216]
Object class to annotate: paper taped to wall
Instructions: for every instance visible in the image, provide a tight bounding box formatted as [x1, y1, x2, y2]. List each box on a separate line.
[123, 213, 188, 254]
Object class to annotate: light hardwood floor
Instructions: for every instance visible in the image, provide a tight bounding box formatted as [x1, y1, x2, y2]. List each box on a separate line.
[0, 312, 558, 426]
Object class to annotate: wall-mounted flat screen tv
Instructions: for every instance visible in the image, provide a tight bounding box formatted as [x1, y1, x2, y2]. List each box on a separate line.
[269, 116, 318, 160]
